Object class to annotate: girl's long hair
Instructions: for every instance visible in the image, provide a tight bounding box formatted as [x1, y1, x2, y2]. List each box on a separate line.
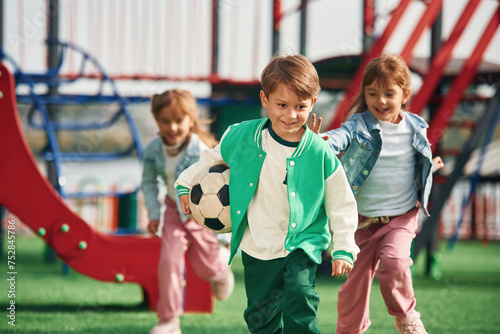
[151, 89, 218, 148]
[345, 53, 412, 121]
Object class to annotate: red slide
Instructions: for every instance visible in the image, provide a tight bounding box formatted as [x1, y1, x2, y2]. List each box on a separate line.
[0, 62, 213, 313]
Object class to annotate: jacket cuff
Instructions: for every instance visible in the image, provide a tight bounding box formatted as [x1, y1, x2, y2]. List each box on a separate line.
[177, 185, 190, 197]
[332, 250, 353, 265]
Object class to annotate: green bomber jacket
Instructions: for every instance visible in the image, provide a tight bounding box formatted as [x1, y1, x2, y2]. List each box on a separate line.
[176, 118, 359, 265]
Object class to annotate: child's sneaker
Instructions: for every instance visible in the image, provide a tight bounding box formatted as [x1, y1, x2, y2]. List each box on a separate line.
[209, 246, 234, 301]
[211, 269, 234, 301]
[395, 313, 428, 334]
[150, 317, 181, 334]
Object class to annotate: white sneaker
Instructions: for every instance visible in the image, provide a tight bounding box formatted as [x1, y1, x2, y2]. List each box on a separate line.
[150, 317, 182, 334]
[210, 246, 234, 300]
[395, 312, 428, 334]
[211, 269, 234, 301]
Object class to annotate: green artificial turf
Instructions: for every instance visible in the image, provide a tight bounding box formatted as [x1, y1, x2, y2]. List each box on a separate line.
[1, 235, 499, 333]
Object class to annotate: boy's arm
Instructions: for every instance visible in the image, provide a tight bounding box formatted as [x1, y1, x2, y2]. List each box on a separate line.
[331, 259, 353, 276]
[175, 121, 237, 190]
[175, 144, 225, 189]
[175, 144, 226, 214]
[176, 125, 234, 215]
[324, 166, 360, 264]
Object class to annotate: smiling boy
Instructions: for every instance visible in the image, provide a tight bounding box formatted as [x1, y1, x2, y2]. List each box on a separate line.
[175, 53, 359, 333]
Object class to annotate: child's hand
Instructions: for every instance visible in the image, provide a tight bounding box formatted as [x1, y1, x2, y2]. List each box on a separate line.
[308, 113, 322, 134]
[433, 156, 444, 172]
[148, 219, 160, 236]
[308, 113, 329, 140]
[179, 194, 191, 215]
[331, 259, 353, 277]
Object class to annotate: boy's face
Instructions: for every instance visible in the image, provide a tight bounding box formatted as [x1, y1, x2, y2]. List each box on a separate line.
[260, 84, 317, 142]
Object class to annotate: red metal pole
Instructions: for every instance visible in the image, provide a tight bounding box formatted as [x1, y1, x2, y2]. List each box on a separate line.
[363, 0, 376, 51]
[427, 5, 500, 151]
[273, 0, 282, 54]
[210, 0, 220, 80]
[300, 0, 308, 55]
[326, 0, 411, 130]
[399, 0, 443, 61]
[410, 0, 481, 115]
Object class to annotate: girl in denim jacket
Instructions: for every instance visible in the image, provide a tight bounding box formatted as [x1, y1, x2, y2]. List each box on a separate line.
[311, 54, 443, 334]
[142, 89, 233, 334]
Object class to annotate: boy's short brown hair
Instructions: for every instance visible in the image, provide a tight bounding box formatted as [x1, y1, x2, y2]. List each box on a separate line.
[261, 53, 320, 101]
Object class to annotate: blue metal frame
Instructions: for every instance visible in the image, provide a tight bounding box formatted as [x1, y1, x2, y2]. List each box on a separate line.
[448, 94, 500, 249]
[0, 40, 262, 199]
[0, 47, 66, 196]
[0, 41, 144, 198]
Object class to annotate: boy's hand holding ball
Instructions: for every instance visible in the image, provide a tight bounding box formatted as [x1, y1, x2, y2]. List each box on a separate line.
[331, 259, 352, 276]
[179, 194, 191, 215]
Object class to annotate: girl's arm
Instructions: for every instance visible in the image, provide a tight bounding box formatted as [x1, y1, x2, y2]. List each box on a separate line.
[420, 127, 444, 173]
[141, 149, 162, 221]
[308, 113, 329, 140]
[433, 156, 444, 172]
[309, 113, 355, 155]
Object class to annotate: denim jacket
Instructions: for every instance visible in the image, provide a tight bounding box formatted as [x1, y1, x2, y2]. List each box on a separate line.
[141, 134, 208, 221]
[322, 111, 434, 217]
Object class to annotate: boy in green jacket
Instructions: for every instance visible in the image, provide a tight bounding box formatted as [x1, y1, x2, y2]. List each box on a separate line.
[175, 53, 359, 333]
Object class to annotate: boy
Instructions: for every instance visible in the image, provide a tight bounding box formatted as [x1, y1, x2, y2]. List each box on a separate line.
[175, 53, 359, 333]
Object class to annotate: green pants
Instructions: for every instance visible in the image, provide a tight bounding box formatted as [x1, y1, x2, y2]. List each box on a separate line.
[242, 250, 320, 334]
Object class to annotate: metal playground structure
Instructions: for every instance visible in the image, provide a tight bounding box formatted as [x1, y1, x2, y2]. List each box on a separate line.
[0, 0, 499, 297]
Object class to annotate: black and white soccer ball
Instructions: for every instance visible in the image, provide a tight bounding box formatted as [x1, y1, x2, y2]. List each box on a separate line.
[189, 164, 231, 233]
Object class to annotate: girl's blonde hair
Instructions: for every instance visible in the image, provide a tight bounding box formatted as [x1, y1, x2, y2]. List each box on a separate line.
[349, 53, 412, 117]
[151, 89, 218, 148]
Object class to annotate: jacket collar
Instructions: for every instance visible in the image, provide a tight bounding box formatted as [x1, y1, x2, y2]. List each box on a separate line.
[255, 118, 311, 158]
[361, 110, 428, 134]
[183, 133, 203, 157]
[362, 111, 381, 134]
[154, 133, 202, 158]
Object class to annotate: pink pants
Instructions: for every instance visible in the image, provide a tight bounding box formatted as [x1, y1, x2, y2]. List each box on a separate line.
[156, 196, 228, 320]
[336, 207, 420, 334]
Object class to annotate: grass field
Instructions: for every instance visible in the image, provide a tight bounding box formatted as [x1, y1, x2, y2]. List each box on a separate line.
[1, 235, 499, 333]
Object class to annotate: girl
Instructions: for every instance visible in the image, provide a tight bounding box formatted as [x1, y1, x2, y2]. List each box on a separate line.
[311, 53, 443, 334]
[142, 89, 234, 334]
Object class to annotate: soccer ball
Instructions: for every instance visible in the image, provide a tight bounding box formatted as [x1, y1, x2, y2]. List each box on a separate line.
[189, 164, 231, 233]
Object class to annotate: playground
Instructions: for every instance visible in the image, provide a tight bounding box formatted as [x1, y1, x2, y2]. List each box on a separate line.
[1, 0, 500, 333]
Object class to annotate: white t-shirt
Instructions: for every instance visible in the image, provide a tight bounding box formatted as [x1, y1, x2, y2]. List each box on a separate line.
[164, 149, 182, 201]
[239, 126, 297, 260]
[355, 113, 418, 217]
